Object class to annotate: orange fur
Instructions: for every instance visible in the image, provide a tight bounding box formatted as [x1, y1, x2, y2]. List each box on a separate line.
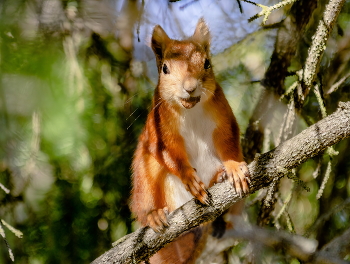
[130, 18, 250, 263]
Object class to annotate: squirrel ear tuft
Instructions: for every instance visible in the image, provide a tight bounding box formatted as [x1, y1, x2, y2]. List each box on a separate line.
[151, 25, 170, 71]
[192, 18, 210, 52]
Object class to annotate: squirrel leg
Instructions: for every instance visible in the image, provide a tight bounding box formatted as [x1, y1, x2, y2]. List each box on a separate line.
[209, 166, 247, 238]
[180, 167, 209, 205]
[131, 154, 169, 232]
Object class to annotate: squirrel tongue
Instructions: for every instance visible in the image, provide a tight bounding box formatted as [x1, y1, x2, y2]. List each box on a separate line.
[180, 96, 201, 109]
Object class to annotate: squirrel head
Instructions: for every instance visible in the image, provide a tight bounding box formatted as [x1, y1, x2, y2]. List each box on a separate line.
[151, 18, 216, 109]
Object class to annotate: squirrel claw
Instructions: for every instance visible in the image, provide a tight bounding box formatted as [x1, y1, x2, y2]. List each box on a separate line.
[183, 170, 209, 205]
[147, 207, 169, 232]
[223, 161, 250, 195]
[203, 196, 211, 206]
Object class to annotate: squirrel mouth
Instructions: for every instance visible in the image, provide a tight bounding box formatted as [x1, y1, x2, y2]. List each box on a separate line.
[180, 96, 201, 109]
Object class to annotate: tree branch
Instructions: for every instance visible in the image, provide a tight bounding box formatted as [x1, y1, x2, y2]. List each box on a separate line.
[243, 0, 318, 163]
[299, 0, 346, 106]
[315, 228, 350, 263]
[224, 225, 318, 262]
[91, 101, 350, 264]
[201, 224, 350, 264]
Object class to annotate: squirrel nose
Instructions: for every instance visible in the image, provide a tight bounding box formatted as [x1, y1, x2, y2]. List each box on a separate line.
[184, 86, 196, 94]
[183, 78, 197, 94]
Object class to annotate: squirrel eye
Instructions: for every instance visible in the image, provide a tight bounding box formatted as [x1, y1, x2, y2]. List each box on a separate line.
[162, 64, 170, 74]
[204, 59, 211, 69]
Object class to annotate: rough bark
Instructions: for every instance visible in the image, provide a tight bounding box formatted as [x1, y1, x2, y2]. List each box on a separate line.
[91, 101, 350, 264]
[262, 0, 318, 96]
[299, 0, 346, 107]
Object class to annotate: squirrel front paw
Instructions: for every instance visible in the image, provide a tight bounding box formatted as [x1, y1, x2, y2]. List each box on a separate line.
[182, 169, 209, 205]
[223, 161, 250, 196]
[147, 207, 169, 233]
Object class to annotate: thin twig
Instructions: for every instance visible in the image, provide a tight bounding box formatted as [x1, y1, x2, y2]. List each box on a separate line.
[313, 83, 339, 200]
[274, 184, 293, 224]
[314, 83, 327, 119]
[326, 72, 350, 95]
[316, 159, 332, 200]
[243, 0, 299, 25]
[0, 221, 14, 261]
[304, 197, 350, 238]
[0, 183, 10, 194]
[1, 220, 23, 238]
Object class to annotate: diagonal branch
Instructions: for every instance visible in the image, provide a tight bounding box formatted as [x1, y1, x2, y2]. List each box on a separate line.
[91, 101, 350, 264]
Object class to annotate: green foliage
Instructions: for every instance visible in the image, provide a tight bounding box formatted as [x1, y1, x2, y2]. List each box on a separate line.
[0, 1, 152, 262]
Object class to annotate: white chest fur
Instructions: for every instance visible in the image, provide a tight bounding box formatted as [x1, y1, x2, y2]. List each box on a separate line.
[165, 103, 222, 209]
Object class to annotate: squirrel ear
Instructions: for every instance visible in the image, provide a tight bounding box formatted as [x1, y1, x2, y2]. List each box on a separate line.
[192, 18, 210, 52]
[151, 25, 170, 71]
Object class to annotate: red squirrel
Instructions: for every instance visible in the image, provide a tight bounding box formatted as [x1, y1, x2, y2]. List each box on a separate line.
[131, 18, 250, 263]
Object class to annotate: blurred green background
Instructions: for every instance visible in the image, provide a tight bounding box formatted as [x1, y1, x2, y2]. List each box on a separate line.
[1, 0, 350, 263]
